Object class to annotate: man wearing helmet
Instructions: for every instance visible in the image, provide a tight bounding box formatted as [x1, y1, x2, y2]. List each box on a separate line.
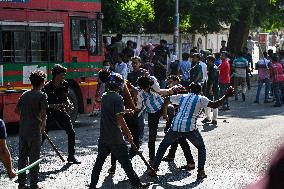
[89, 71, 149, 189]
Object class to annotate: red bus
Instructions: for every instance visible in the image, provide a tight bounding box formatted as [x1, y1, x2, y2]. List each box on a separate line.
[0, 0, 103, 123]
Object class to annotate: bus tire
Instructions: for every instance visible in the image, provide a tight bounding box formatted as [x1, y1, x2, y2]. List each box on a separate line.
[68, 87, 79, 124]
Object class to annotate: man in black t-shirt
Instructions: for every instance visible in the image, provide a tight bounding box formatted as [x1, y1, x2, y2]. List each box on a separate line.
[42, 64, 80, 164]
[89, 73, 149, 189]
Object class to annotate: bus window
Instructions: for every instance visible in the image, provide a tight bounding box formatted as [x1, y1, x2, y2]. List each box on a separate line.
[2, 31, 26, 63]
[29, 29, 48, 62]
[89, 20, 97, 54]
[50, 31, 63, 62]
[71, 19, 87, 50]
[88, 20, 103, 55]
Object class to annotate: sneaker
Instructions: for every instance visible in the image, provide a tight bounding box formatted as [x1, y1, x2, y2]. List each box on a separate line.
[201, 118, 211, 123]
[162, 156, 174, 162]
[67, 156, 81, 164]
[211, 120, 217, 125]
[18, 185, 30, 189]
[108, 165, 116, 174]
[242, 93, 245, 101]
[253, 100, 259, 104]
[179, 163, 195, 170]
[197, 170, 207, 180]
[264, 100, 269, 103]
[132, 182, 150, 189]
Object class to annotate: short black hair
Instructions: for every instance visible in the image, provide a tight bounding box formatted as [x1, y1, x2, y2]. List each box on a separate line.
[207, 55, 215, 62]
[137, 75, 153, 89]
[182, 53, 190, 60]
[52, 64, 67, 76]
[29, 70, 46, 87]
[98, 70, 111, 83]
[189, 83, 202, 94]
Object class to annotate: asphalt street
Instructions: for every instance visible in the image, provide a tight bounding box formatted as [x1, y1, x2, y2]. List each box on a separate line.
[1, 84, 284, 189]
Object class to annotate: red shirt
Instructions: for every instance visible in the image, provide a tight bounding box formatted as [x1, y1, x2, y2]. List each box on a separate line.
[218, 60, 231, 84]
[270, 62, 284, 83]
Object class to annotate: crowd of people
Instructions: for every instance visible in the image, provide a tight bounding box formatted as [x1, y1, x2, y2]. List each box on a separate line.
[1, 33, 284, 189]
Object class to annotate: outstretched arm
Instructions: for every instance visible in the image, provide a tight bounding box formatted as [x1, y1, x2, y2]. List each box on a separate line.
[207, 86, 234, 109]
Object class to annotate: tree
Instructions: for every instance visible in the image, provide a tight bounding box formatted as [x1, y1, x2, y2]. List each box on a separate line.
[102, 0, 154, 33]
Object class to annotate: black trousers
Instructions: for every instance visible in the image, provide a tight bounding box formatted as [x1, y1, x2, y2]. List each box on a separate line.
[148, 109, 163, 161]
[111, 114, 140, 166]
[46, 110, 76, 156]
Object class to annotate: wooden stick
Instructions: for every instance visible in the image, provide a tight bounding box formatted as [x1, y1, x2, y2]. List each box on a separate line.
[130, 143, 157, 176]
[42, 131, 65, 162]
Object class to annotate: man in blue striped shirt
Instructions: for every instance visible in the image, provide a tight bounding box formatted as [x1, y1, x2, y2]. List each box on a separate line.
[137, 75, 174, 162]
[149, 83, 234, 180]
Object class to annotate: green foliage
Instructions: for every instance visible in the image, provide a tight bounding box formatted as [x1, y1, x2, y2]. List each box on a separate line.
[102, 0, 154, 33]
[102, 0, 284, 34]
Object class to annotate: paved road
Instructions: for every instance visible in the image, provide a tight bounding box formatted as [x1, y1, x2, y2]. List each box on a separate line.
[1, 85, 284, 189]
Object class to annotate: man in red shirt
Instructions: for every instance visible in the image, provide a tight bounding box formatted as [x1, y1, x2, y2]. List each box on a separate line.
[218, 52, 231, 110]
[270, 55, 284, 107]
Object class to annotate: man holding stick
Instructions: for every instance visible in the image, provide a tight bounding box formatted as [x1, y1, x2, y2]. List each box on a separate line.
[42, 64, 80, 164]
[89, 73, 149, 189]
[15, 70, 48, 189]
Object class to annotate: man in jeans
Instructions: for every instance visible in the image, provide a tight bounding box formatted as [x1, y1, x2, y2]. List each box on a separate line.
[148, 83, 234, 180]
[218, 52, 231, 110]
[254, 52, 271, 104]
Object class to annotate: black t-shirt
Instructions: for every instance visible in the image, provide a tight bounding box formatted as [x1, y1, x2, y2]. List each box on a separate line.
[42, 80, 69, 105]
[99, 91, 125, 145]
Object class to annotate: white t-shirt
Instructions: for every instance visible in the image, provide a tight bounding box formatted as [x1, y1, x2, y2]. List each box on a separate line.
[199, 61, 208, 82]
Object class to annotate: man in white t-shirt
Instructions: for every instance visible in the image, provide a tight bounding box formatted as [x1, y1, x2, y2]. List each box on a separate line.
[148, 83, 234, 180]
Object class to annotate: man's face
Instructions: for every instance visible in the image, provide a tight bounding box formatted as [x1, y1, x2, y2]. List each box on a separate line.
[207, 59, 214, 66]
[132, 59, 141, 70]
[55, 73, 65, 82]
[167, 79, 178, 88]
[192, 57, 199, 63]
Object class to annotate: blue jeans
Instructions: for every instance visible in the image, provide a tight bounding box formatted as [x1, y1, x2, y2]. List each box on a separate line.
[273, 82, 282, 105]
[219, 83, 229, 108]
[255, 78, 270, 102]
[89, 142, 140, 188]
[153, 129, 206, 171]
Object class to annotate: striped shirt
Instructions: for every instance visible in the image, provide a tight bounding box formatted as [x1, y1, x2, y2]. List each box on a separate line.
[232, 57, 248, 78]
[139, 90, 164, 113]
[170, 93, 209, 132]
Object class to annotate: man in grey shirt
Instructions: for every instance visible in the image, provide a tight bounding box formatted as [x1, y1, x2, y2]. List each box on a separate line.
[89, 72, 148, 189]
[15, 70, 48, 189]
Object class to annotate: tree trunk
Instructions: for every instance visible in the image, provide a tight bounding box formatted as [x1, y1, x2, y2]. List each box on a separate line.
[227, 20, 250, 55]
